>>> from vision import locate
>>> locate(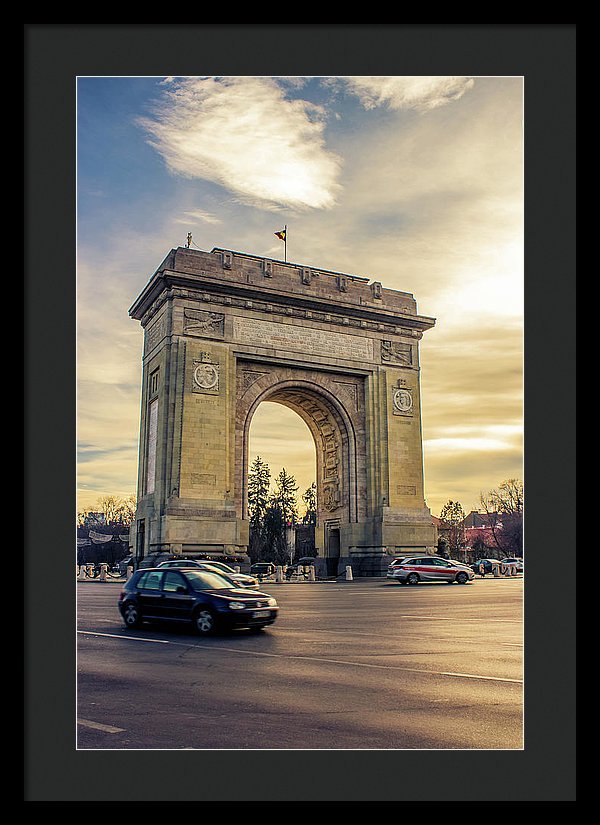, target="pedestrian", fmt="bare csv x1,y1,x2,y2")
478,560,486,578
